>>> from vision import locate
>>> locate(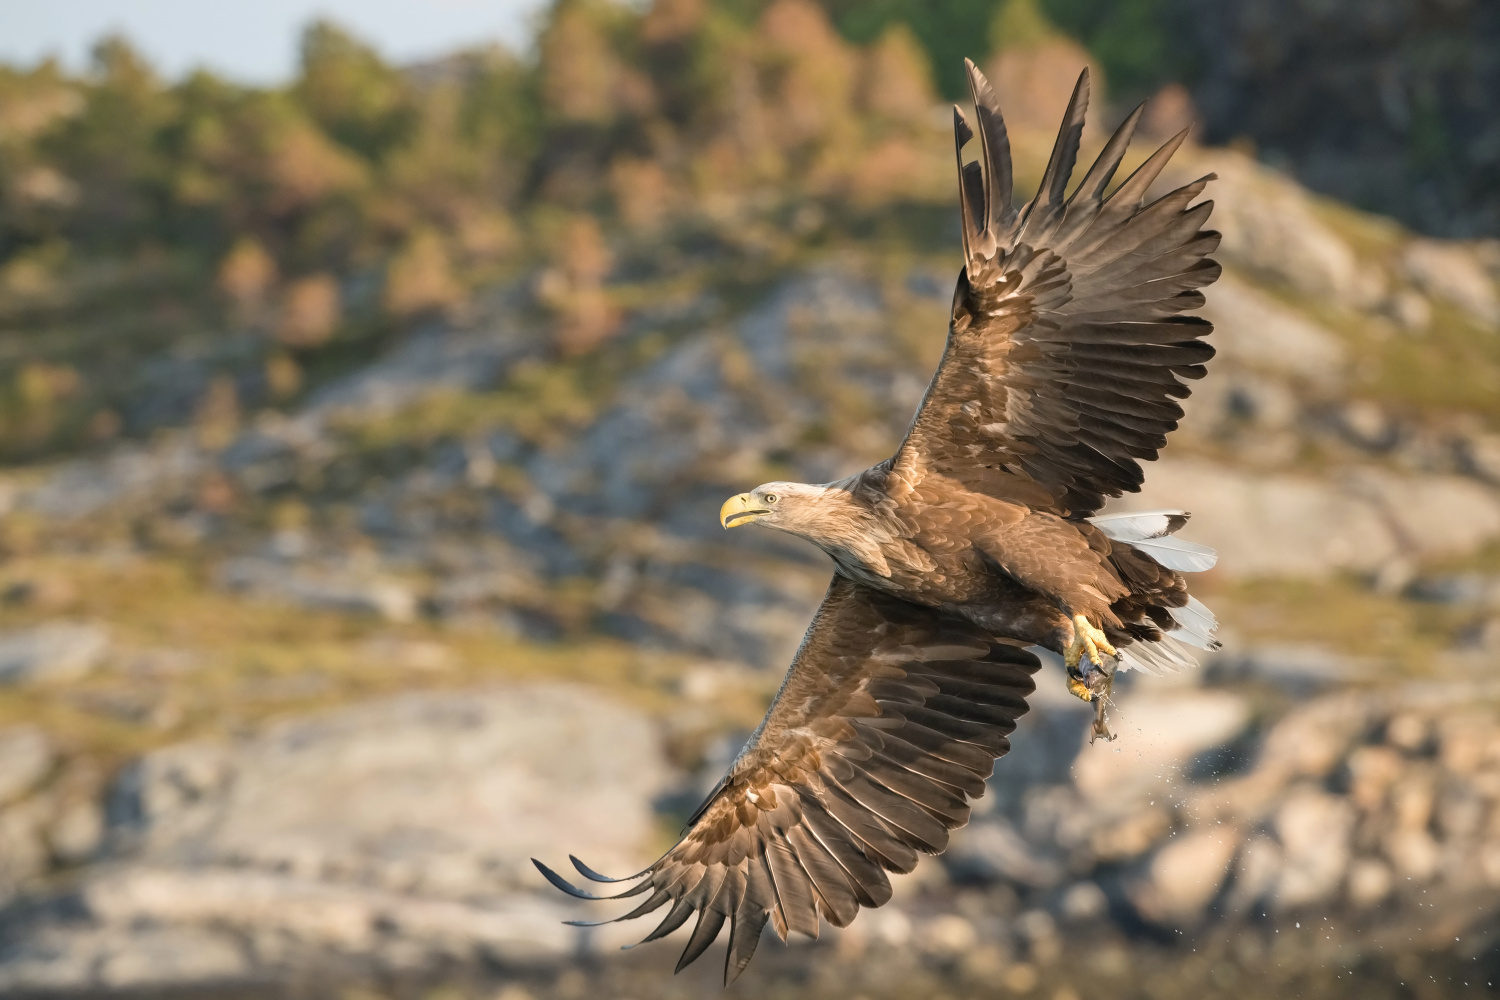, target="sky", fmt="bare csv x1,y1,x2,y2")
0,0,551,83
